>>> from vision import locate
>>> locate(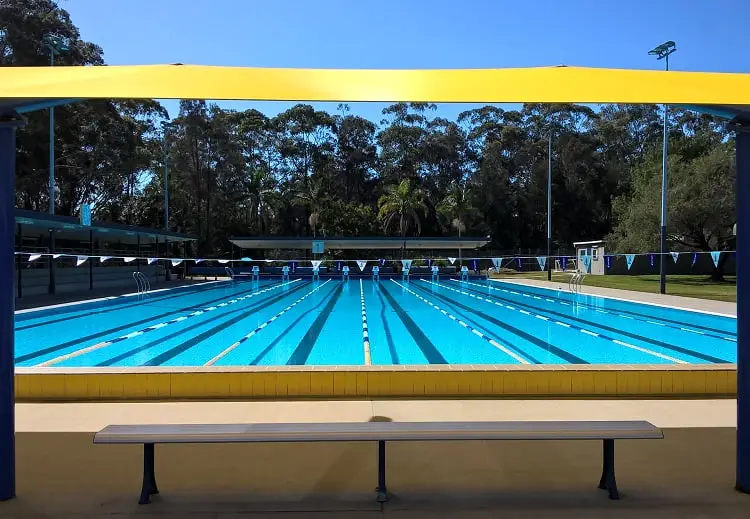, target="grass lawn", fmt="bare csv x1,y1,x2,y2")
490,271,737,303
